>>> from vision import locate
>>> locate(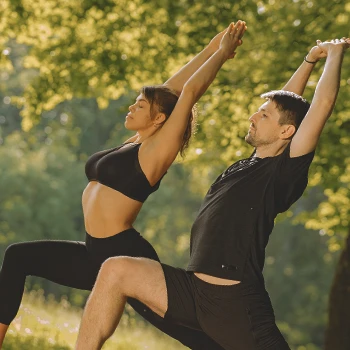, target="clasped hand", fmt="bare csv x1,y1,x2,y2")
219,21,247,60
309,37,350,61
317,37,350,54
